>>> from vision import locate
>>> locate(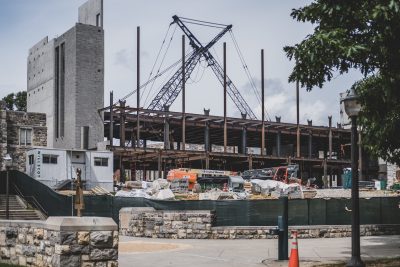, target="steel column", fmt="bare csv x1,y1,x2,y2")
296,80,300,158
136,26,140,148
182,35,186,151
119,100,126,147
261,49,265,156
109,91,113,149
223,42,227,153
328,116,332,159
